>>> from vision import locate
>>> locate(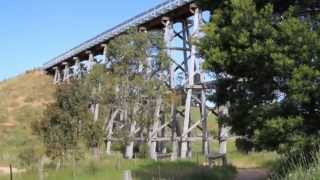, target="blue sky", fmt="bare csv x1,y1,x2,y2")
0,0,163,80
